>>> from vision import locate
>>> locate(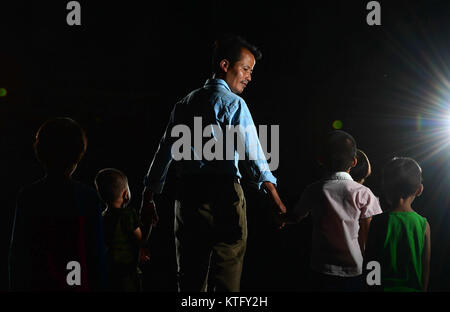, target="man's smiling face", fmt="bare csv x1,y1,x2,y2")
222,47,255,94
